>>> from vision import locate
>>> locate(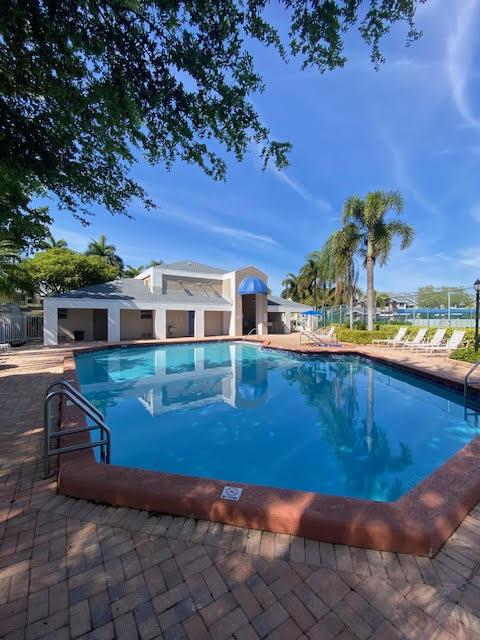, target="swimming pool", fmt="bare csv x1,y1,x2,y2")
74,341,480,502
